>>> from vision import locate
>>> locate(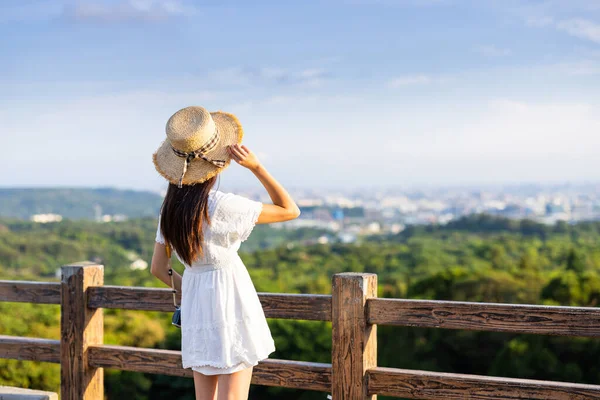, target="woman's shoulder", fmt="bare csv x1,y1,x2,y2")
209,190,235,207
211,190,262,216
210,190,263,241
208,190,235,216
